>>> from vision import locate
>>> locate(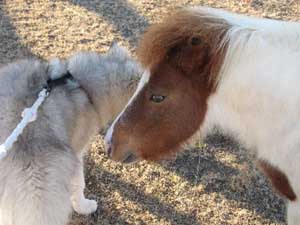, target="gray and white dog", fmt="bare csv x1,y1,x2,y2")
0,44,141,225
